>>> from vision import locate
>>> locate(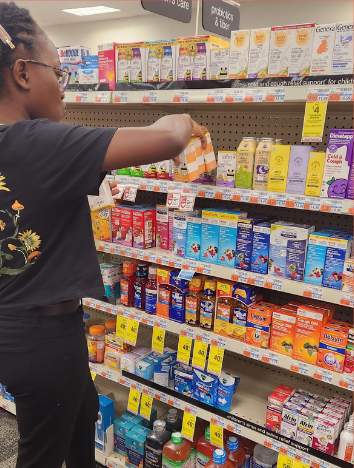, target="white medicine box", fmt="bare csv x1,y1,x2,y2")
310,24,336,75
